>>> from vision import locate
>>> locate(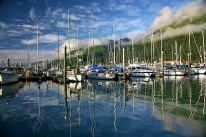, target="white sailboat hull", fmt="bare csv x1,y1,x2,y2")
163,70,186,76
66,74,85,82
192,68,205,74
129,69,156,77
87,72,116,80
